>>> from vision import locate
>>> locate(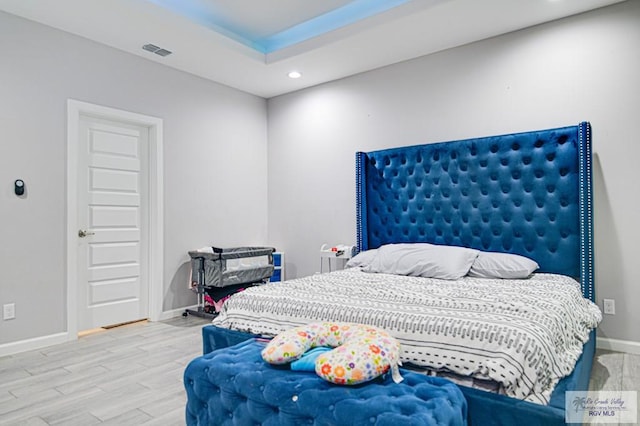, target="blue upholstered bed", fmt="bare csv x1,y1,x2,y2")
188,122,596,425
